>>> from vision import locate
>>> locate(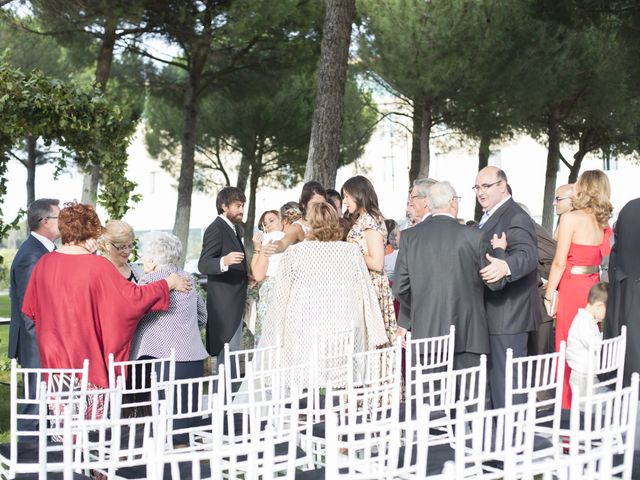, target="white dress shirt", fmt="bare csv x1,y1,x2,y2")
218,214,239,273
31,231,56,252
